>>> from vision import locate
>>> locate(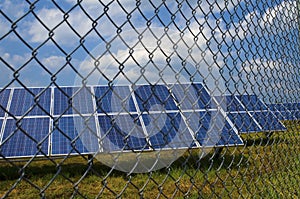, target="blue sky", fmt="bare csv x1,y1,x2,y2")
0,0,299,103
